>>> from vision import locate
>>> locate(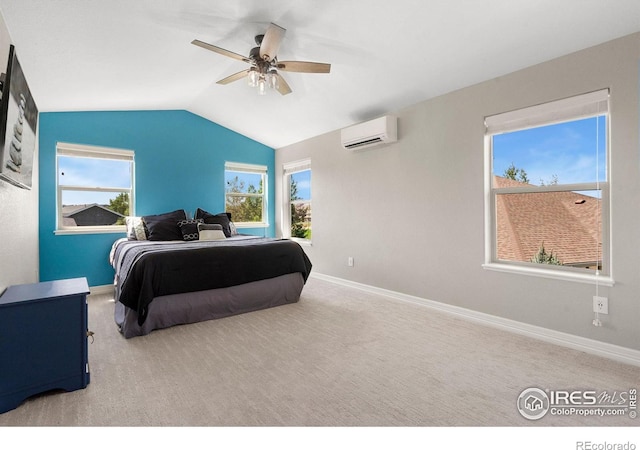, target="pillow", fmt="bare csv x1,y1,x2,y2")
142,209,187,241
198,223,226,241
178,219,203,241
125,216,147,240
194,208,232,237
228,220,238,236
